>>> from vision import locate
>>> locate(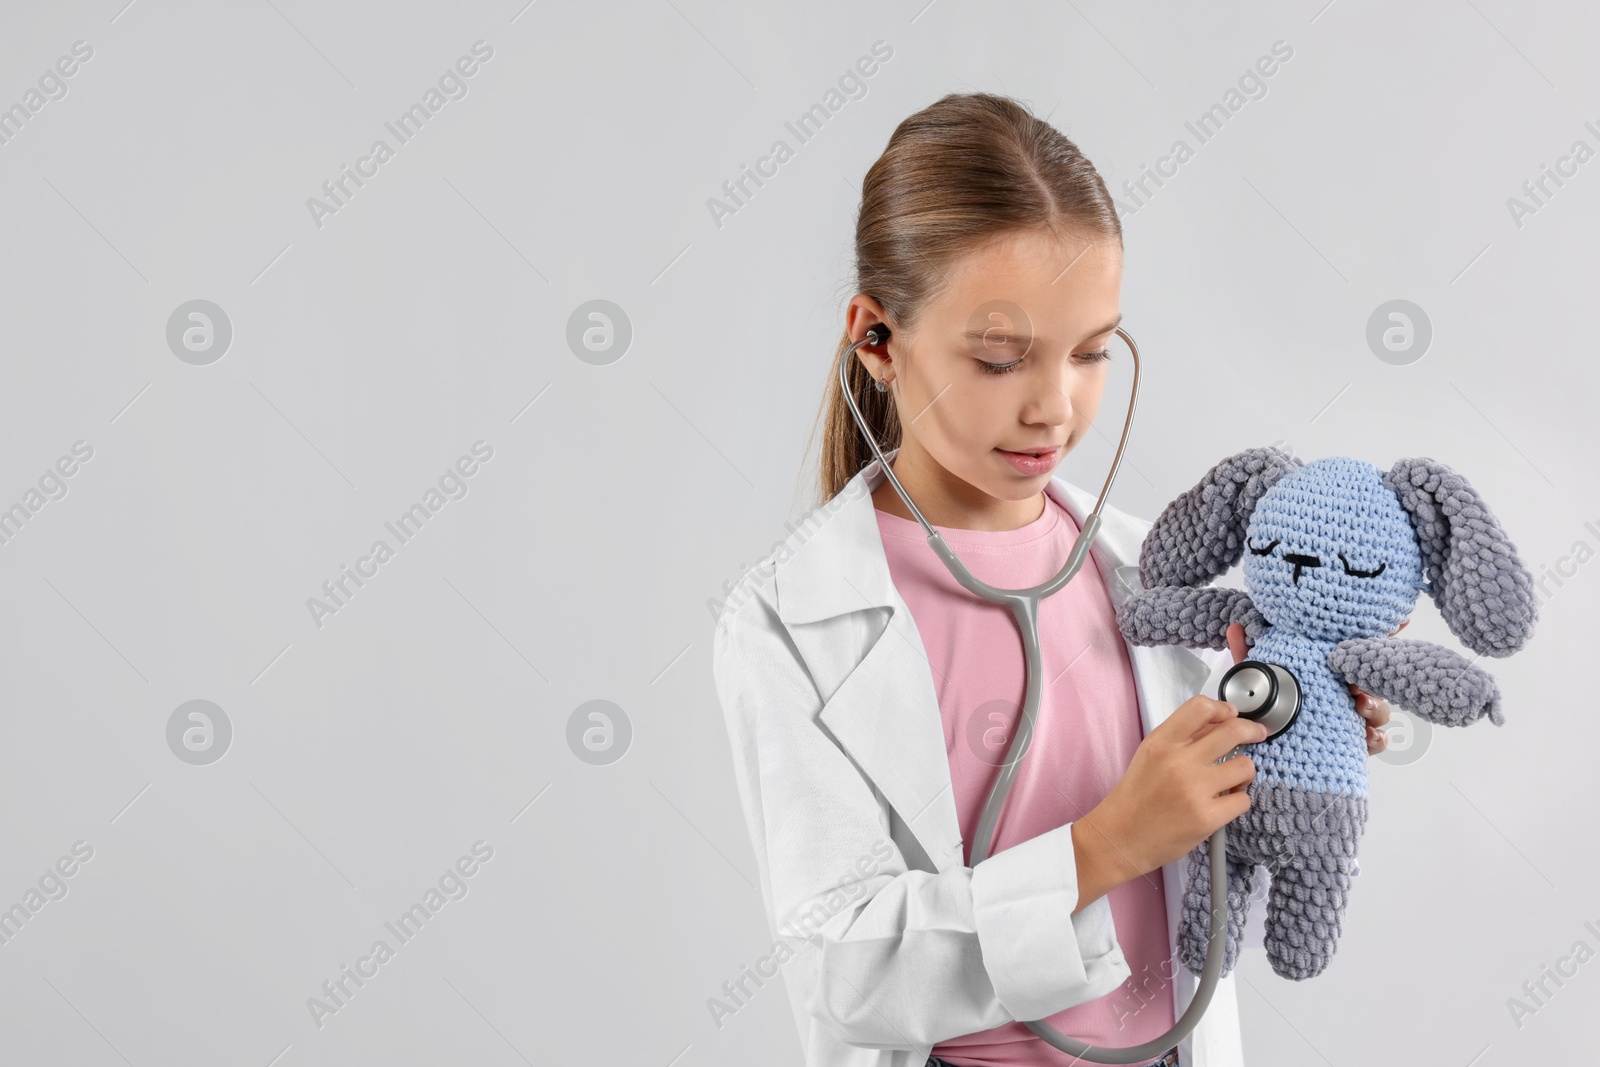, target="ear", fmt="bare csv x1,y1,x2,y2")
1383,457,1538,657
1139,445,1302,589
